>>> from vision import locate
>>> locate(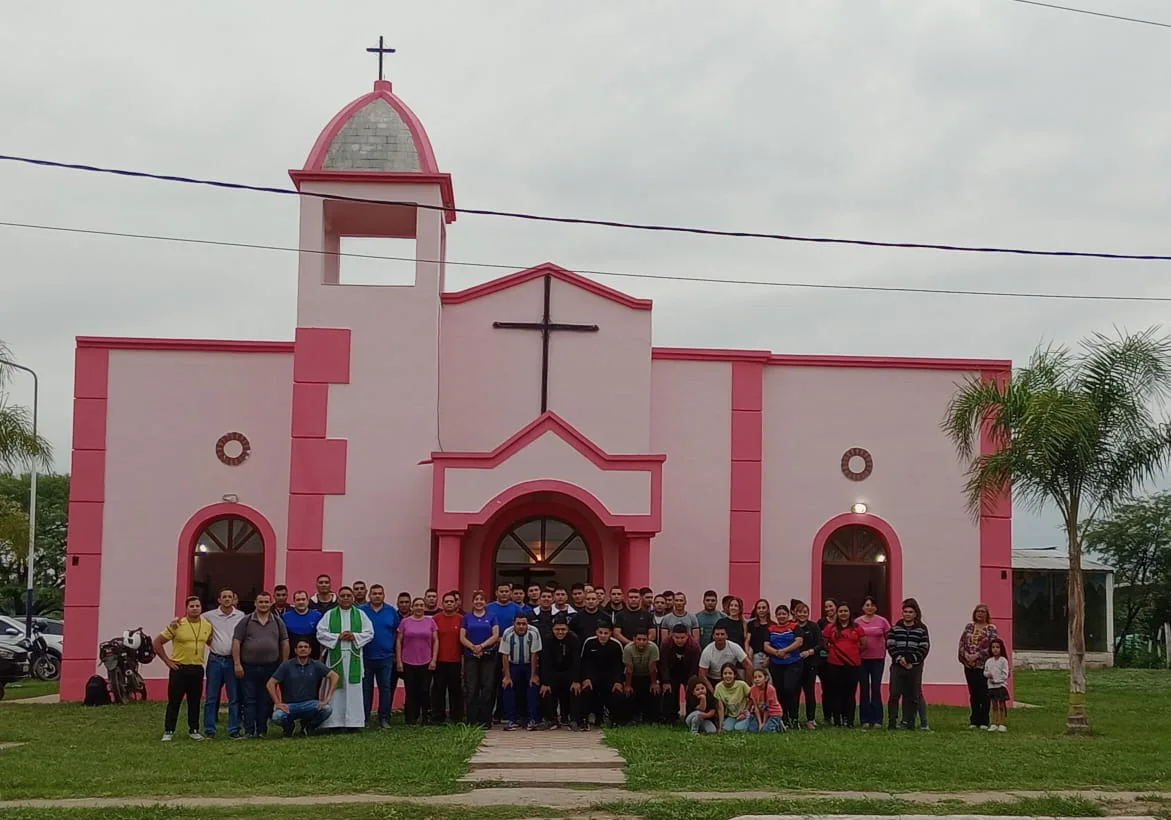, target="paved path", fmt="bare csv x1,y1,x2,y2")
0,694,59,704
460,725,626,787
0,788,1165,812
